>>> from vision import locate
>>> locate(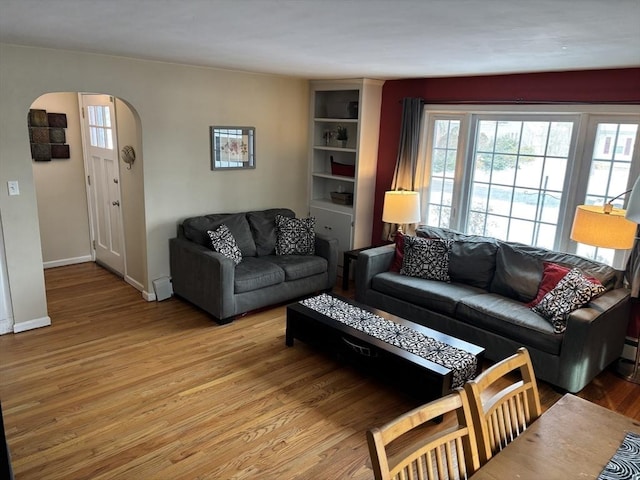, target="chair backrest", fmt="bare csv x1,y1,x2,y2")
463,347,542,464
367,388,480,480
